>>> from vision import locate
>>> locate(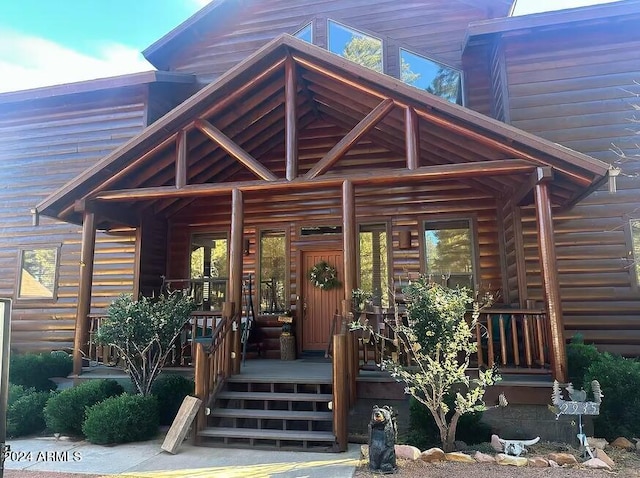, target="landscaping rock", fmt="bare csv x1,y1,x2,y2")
548,453,578,466
454,440,468,450
611,437,635,450
360,444,368,458
587,437,608,450
445,452,475,463
473,451,495,463
395,444,421,461
491,434,503,452
583,458,611,471
495,453,528,467
420,447,445,463
528,456,549,467
595,448,615,468
549,460,560,468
